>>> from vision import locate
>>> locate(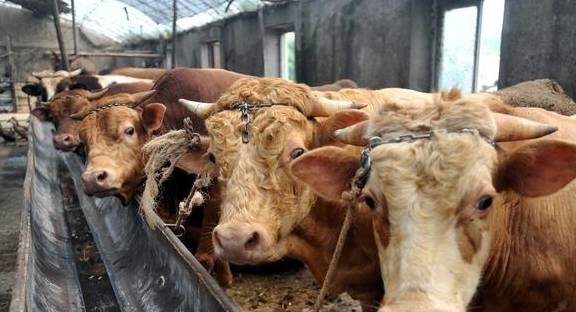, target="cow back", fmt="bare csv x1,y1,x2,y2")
143,68,251,134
